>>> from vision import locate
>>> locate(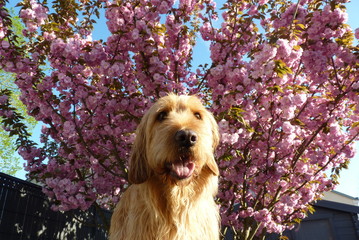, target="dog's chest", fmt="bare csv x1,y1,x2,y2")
148,189,219,240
